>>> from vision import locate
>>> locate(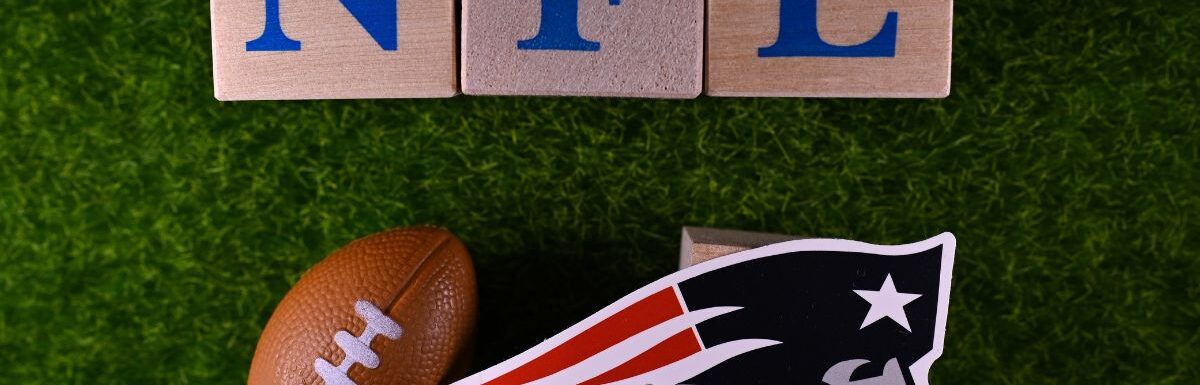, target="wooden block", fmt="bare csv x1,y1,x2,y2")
461,0,703,98
679,226,803,269
706,0,953,98
211,0,458,100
